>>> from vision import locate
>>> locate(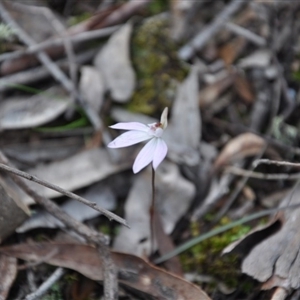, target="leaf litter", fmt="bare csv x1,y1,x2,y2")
1,1,300,299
